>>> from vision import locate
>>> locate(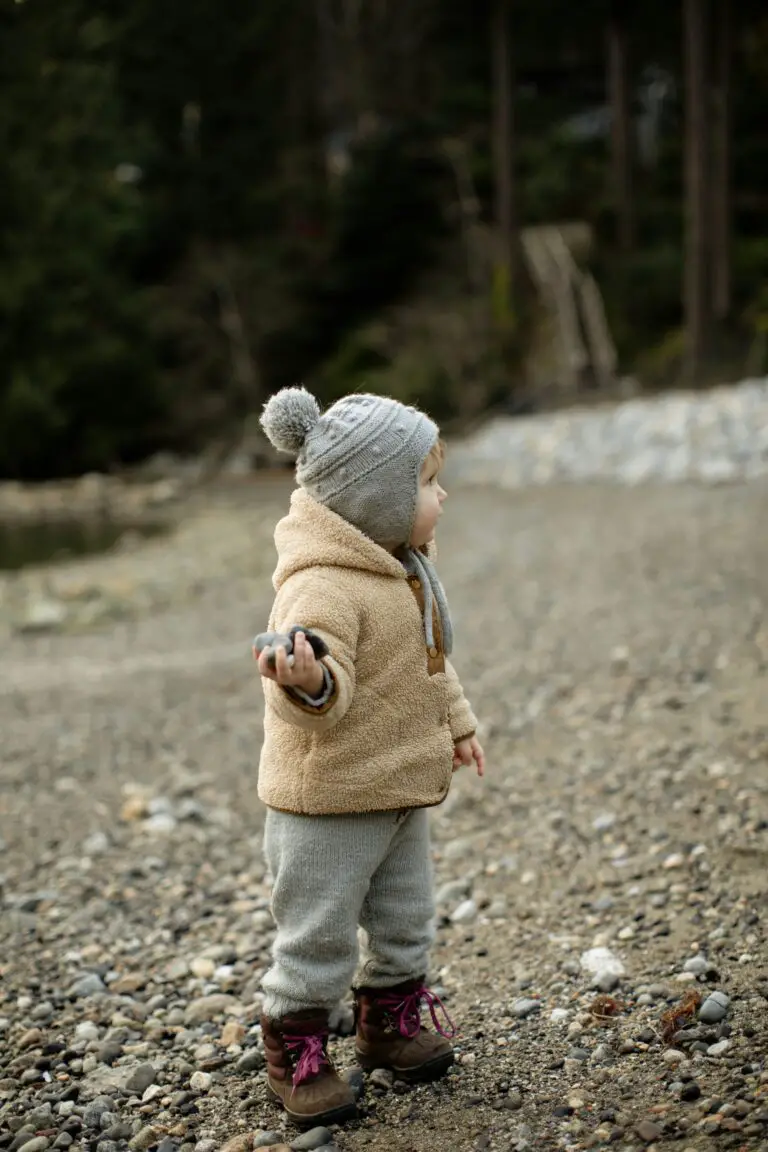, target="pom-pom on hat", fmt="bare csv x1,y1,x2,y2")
260,387,439,546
